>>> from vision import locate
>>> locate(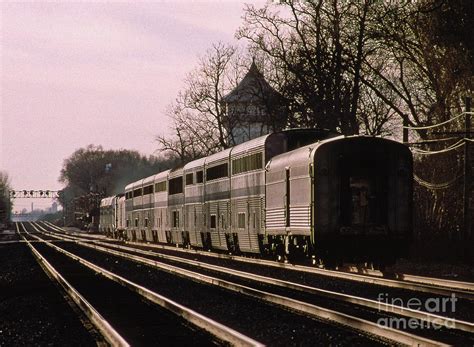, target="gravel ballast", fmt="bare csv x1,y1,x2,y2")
0,242,97,345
